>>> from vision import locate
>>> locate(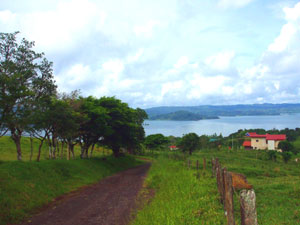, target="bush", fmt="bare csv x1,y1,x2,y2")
267,150,277,161
281,152,292,163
